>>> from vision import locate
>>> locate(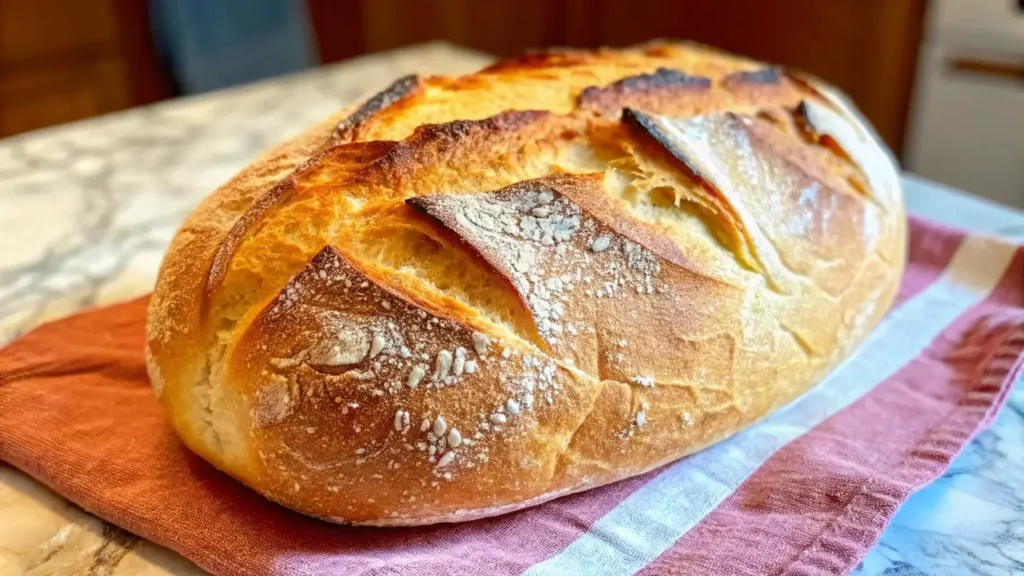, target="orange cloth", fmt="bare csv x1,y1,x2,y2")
0,298,305,576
